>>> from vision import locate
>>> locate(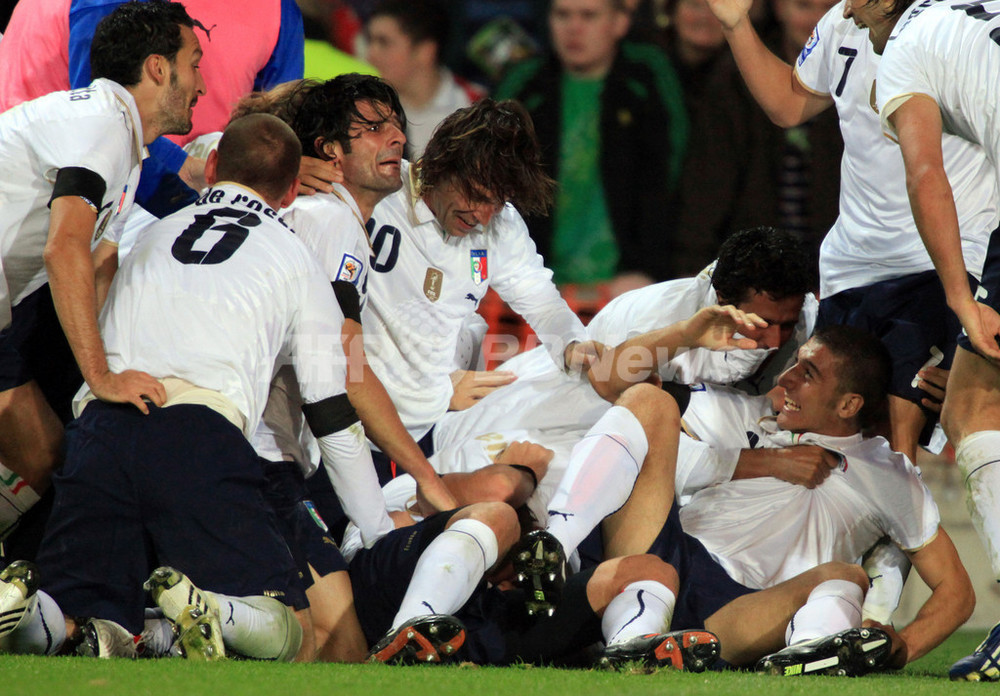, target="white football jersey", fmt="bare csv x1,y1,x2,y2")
430,264,817,460
284,184,372,308
252,185,371,465
879,0,1000,172
99,183,350,435
678,385,940,590
587,263,817,395
96,182,392,546
794,2,996,297
0,78,143,328
362,161,587,439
